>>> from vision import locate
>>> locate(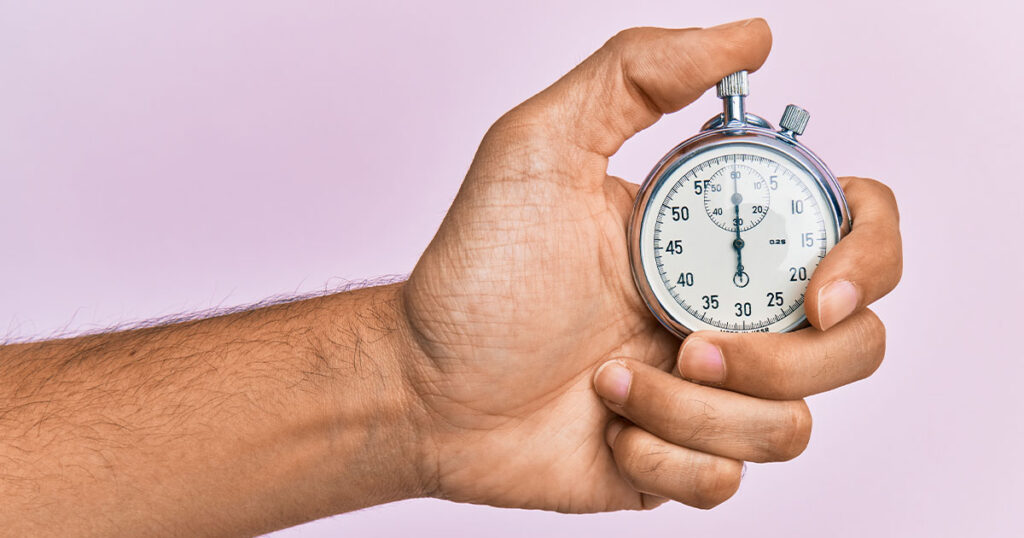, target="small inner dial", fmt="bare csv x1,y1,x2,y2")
639,144,838,333
703,163,770,232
